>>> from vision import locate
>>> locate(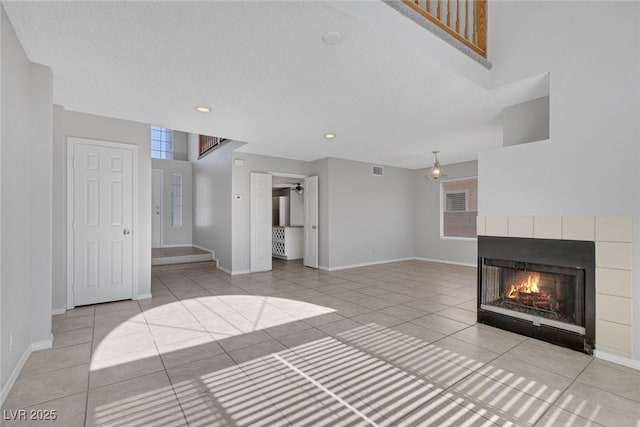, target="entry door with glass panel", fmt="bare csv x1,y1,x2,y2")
69,139,135,306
